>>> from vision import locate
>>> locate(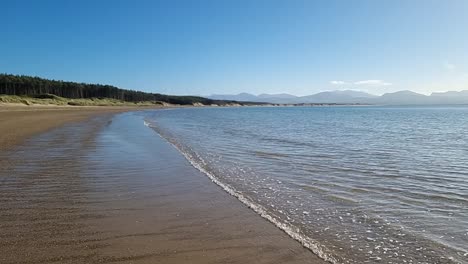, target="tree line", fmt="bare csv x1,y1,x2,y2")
0,73,243,105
